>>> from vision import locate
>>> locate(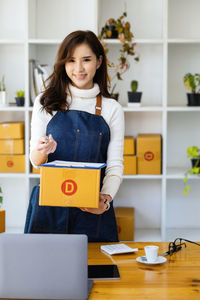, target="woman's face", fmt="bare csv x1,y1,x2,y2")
65,43,102,89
